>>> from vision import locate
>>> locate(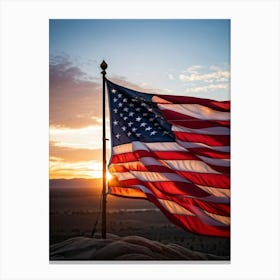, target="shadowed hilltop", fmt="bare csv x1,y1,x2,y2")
50,234,228,261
